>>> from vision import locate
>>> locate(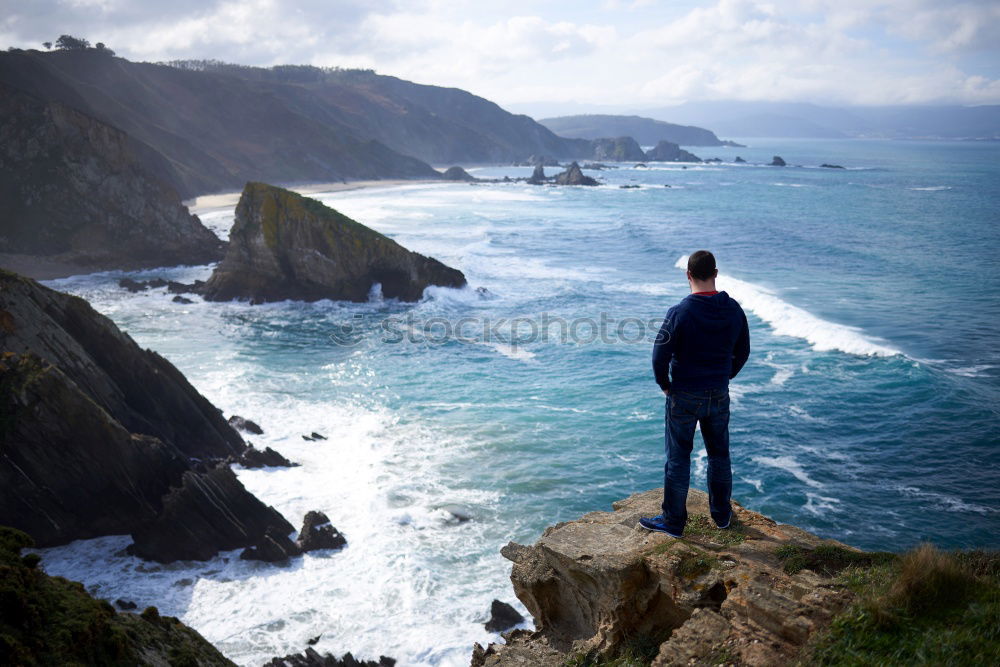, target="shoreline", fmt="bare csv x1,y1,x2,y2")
185,178,443,210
